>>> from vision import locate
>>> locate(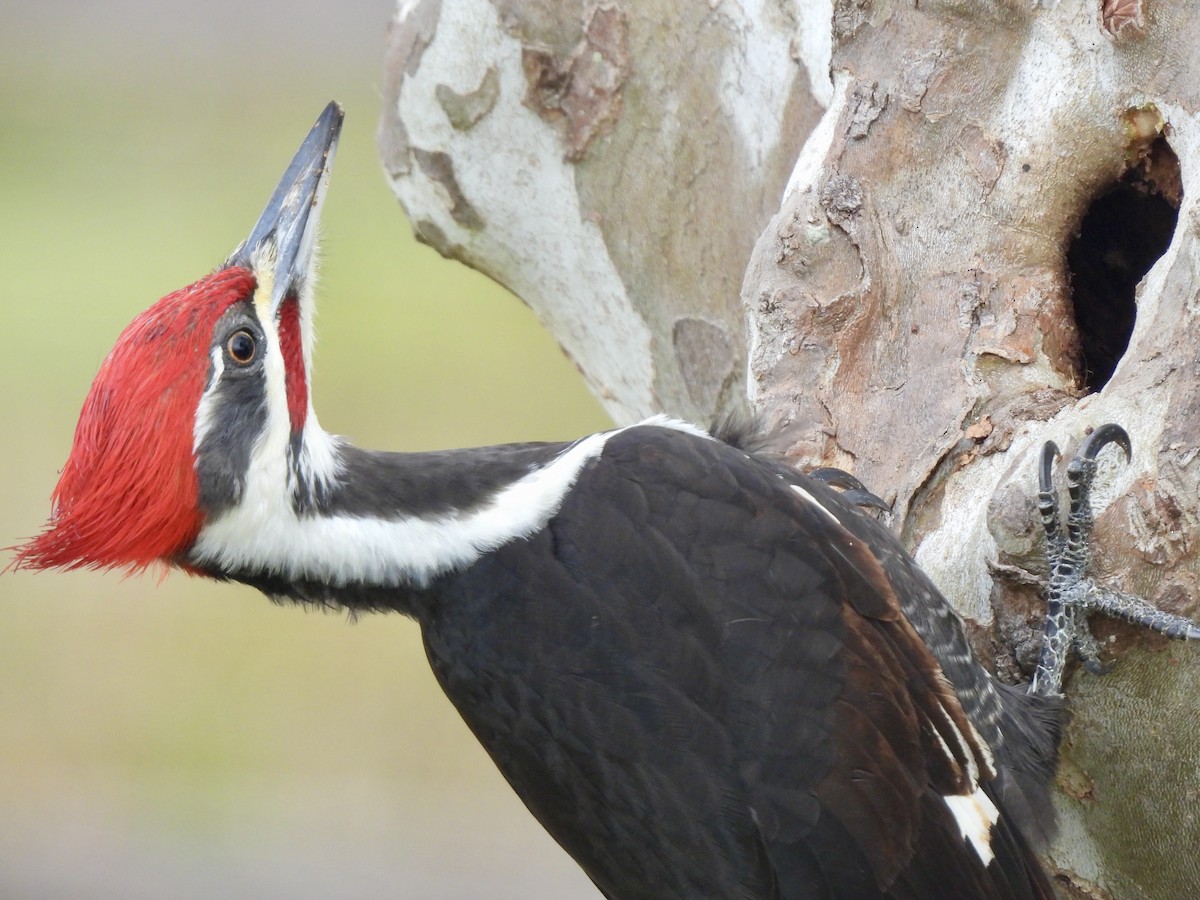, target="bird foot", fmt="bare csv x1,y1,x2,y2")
808,467,891,512
1029,424,1200,697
